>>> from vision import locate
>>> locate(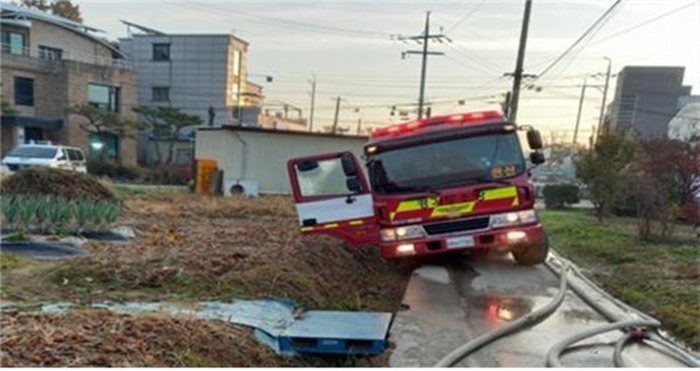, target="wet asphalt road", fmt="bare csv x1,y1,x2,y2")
389,252,690,368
